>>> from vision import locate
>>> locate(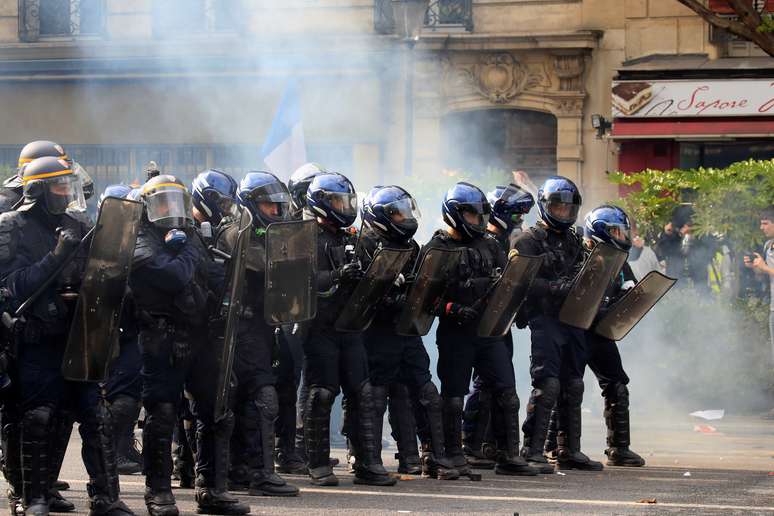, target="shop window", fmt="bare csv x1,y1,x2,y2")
152,0,242,38
19,0,104,42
